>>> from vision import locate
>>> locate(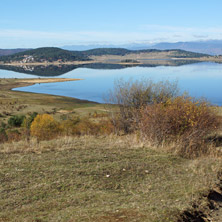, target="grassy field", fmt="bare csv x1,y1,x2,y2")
1,136,222,222
1,78,222,221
